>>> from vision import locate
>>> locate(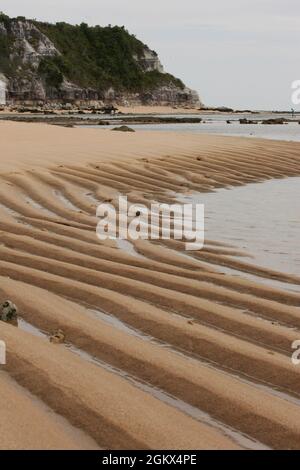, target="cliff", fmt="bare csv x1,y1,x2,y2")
0,13,201,107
